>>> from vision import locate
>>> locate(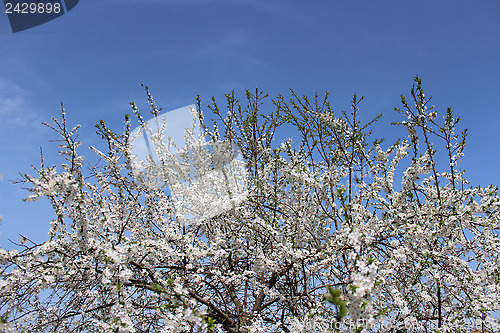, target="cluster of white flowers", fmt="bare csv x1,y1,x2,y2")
0,80,499,332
